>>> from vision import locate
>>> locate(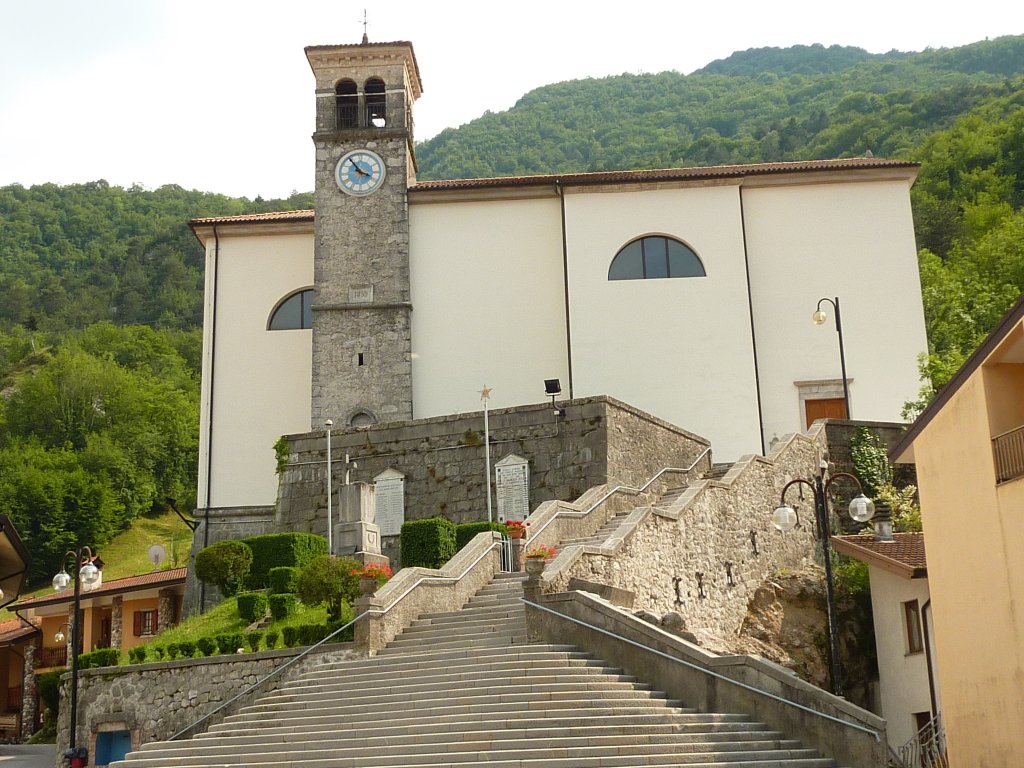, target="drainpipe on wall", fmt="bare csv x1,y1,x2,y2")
199,225,221,610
